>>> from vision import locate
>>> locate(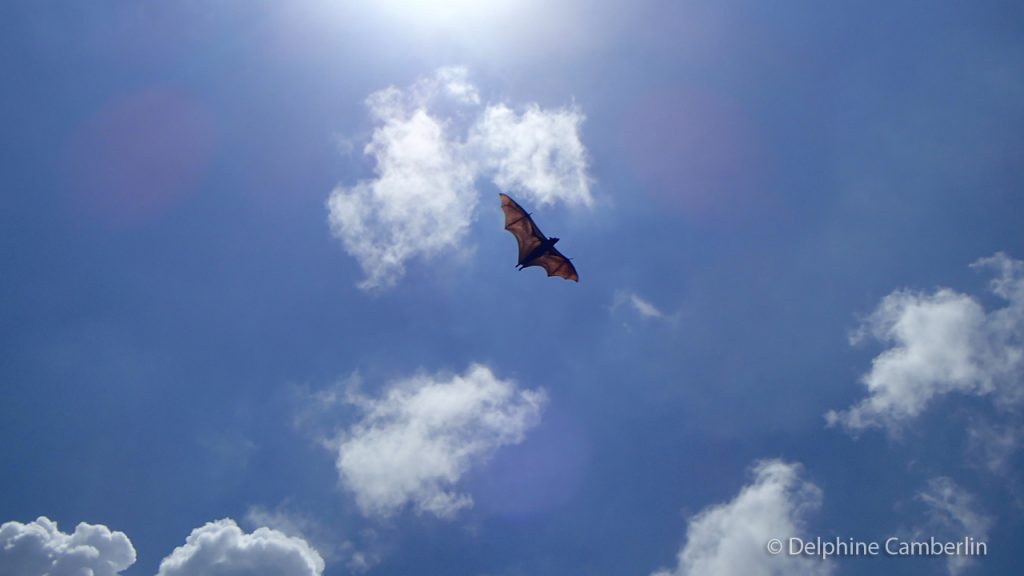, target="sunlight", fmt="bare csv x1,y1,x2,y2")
370,0,519,31
306,0,593,69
